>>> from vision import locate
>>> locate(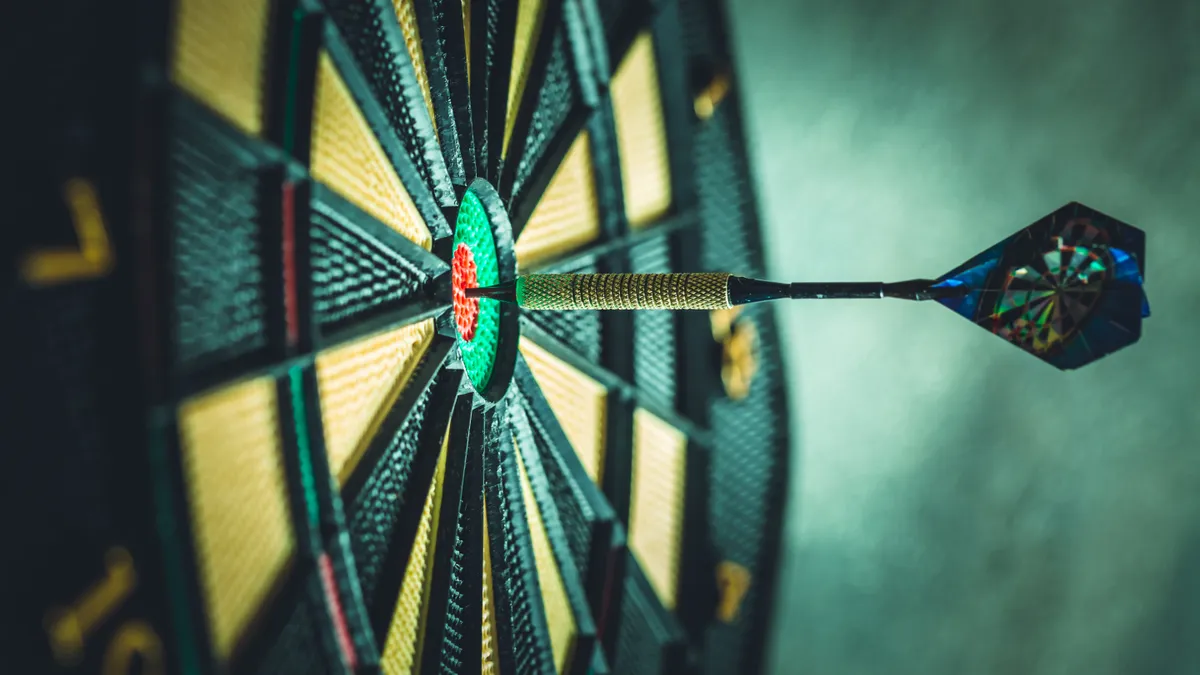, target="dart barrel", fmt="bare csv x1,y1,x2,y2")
517,272,734,310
